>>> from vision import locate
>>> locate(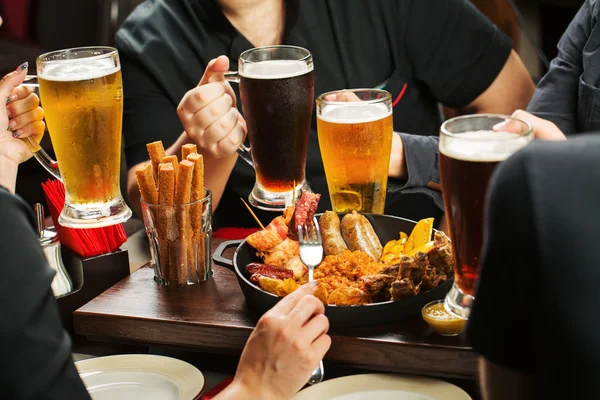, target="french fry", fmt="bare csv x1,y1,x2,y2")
158,163,176,284
176,160,195,283
161,155,180,187
182,143,197,160
187,153,205,278
187,153,205,202
147,141,166,182
135,163,159,205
